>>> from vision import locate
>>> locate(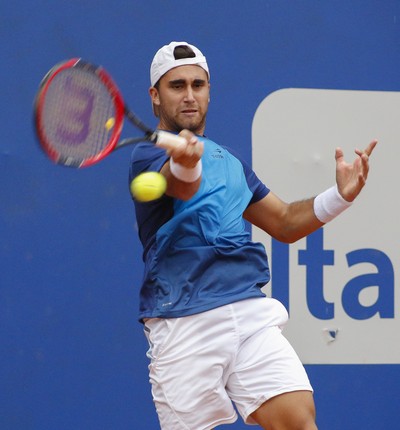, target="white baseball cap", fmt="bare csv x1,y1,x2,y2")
150,41,209,87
